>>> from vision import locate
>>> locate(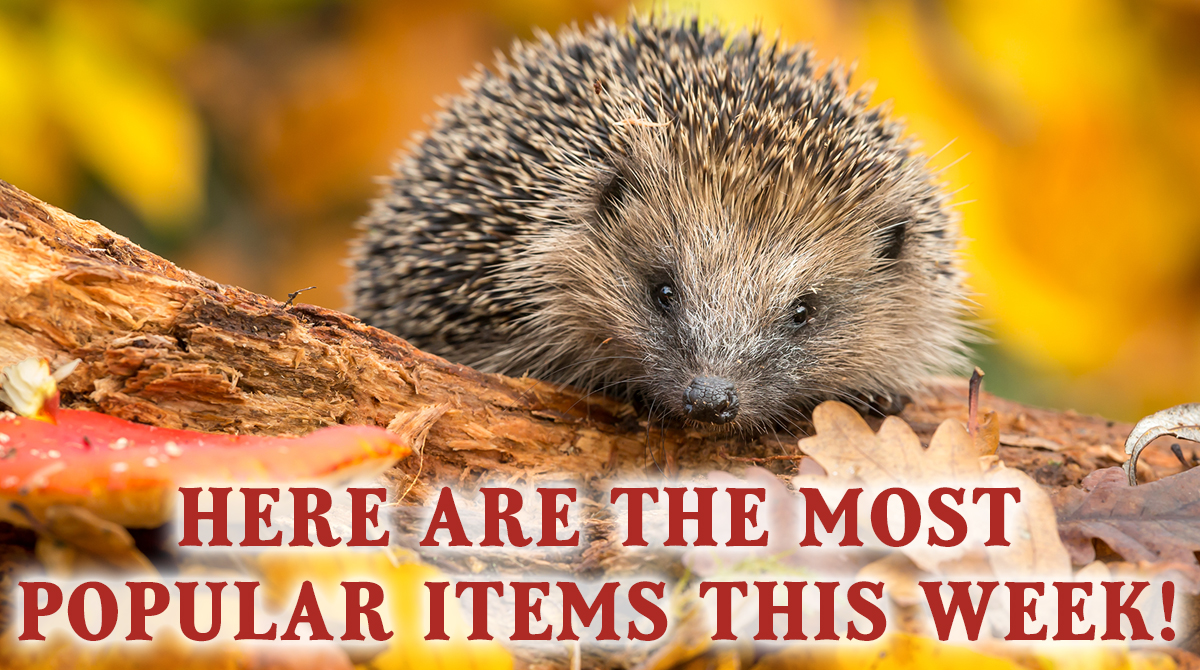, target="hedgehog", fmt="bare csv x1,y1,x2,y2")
348,13,972,432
